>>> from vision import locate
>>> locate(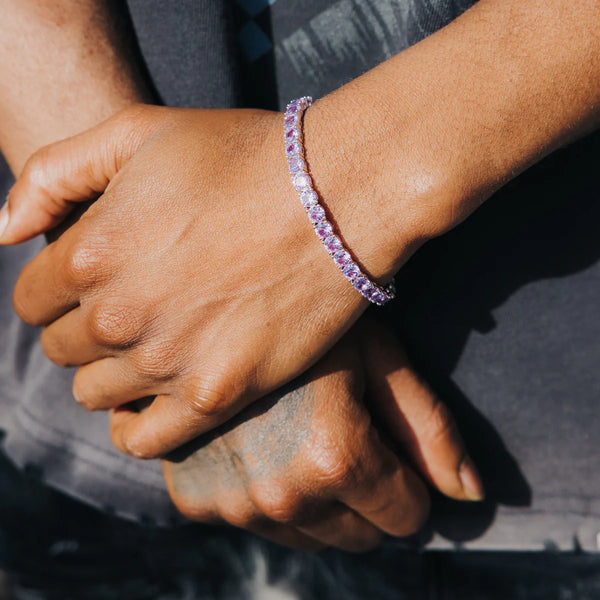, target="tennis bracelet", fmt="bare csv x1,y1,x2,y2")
284,96,396,306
